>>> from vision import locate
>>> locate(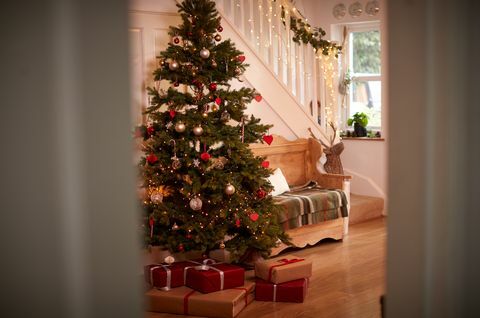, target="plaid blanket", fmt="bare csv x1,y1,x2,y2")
273,182,348,231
